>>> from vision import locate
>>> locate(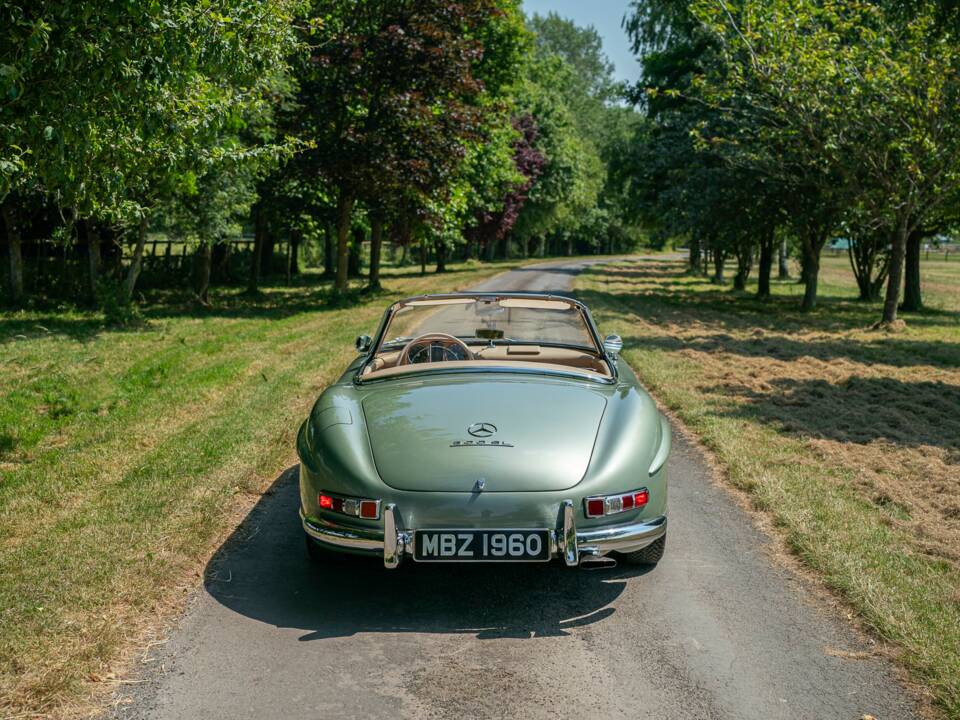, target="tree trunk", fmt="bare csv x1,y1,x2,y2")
882,219,908,325
537,236,546,258
323,223,335,278
757,231,774,299
123,215,149,302
248,203,265,293
193,241,212,304
285,237,293,285
712,248,725,284
778,238,790,279
212,241,231,282
484,237,496,261
566,236,574,256
420,237,427,275
435,241,447,273
689,234,702,274
734,243,753,291
800,230,825,311
82,221,102,300
348,227,363,277
334,190,355,293
262,235,275,277
289,230,301,277
1,201,23,303
368,216,383,290
901,228,923,312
